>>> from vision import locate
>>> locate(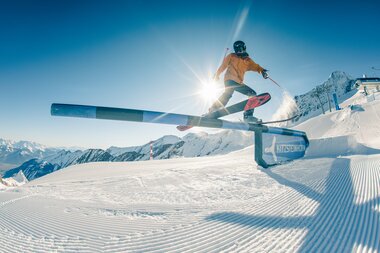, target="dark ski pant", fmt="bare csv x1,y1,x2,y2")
210,80,257,116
